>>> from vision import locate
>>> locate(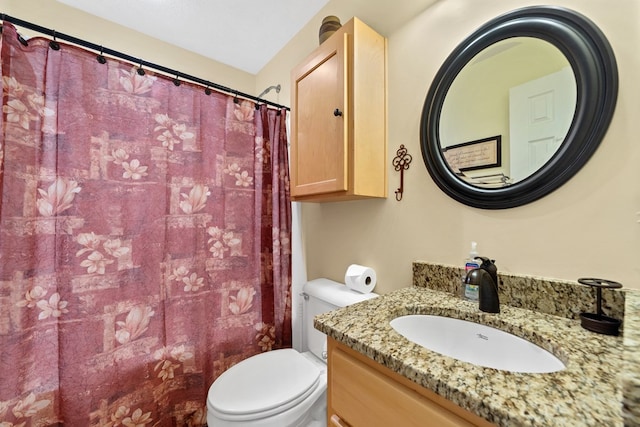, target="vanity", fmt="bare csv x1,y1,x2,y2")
314,262,629,427
327,336,495,427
